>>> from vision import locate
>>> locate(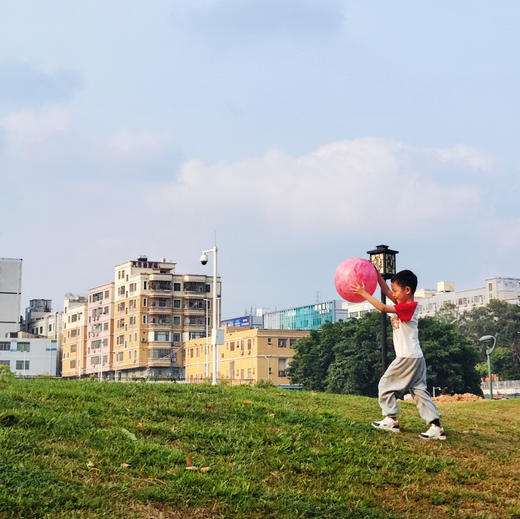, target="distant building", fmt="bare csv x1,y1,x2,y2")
61,296,88,377
0,337,59,377
184,327,309,386
221,314,263,329
111,255,221,381
0,258,22,338
86,283,114,380
344,277,520,318
262,300,348,330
